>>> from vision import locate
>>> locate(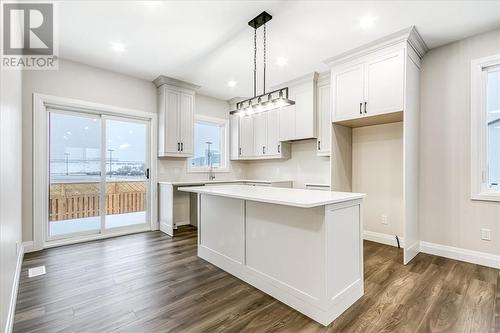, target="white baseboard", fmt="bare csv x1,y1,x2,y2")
420,241,500,269
5,243,24,333
363,231,500,269
175,220,191,227
21,241,34,253
363,230,405,248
